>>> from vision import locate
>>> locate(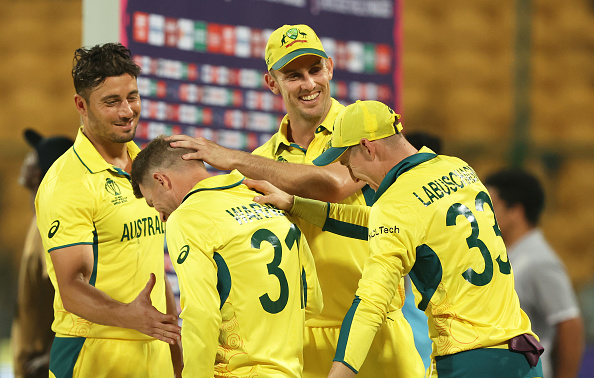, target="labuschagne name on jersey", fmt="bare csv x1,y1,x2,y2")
226,203,284,225
412,165,480,207
368,225,400,239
